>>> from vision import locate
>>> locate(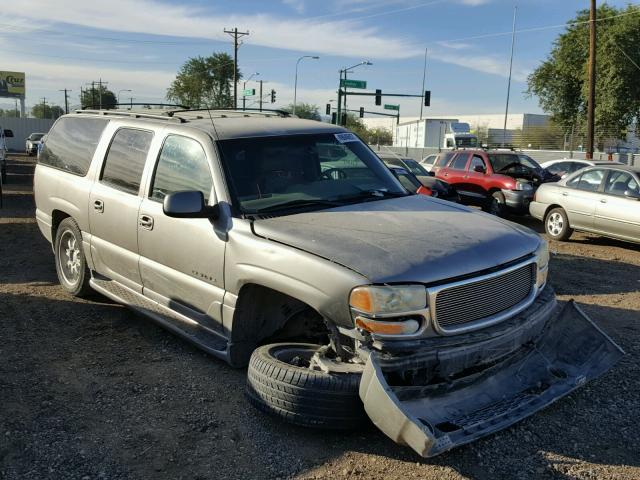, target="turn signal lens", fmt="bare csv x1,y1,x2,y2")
355,317,420,335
